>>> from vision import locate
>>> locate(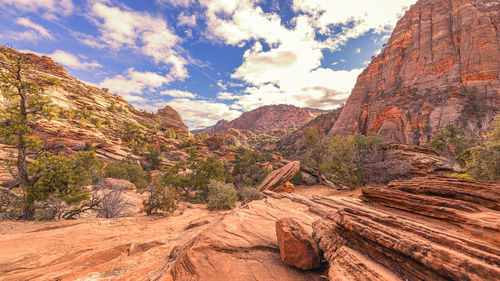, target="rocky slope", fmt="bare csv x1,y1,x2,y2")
329,0,499,144
196,104,325,135
276,107,343,155
1,176,497,280
0,47,189,163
